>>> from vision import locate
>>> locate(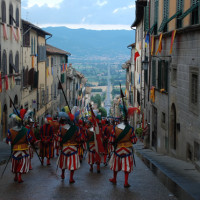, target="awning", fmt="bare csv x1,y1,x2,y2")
149,22,157,34
158,10,182,32
178,2,200,20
